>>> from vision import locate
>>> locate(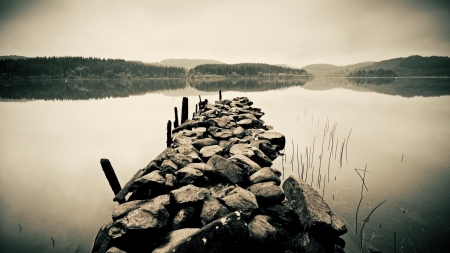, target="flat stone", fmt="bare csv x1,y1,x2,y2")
199,145,223,160
200,197,230,226
175,167,204,186
164,211,249,253
237,119,253,128
282,176,347,236
209,116,236,129
237,113,258,121
130,170,165,190
258,131,286,150
249,167,281,186
170,184,210,205
208,127,234,139
229,143,255,157
172,119,208,133
228,154,261,174
106,246,127,253
192,138,219,151
173,130,199,146
248,181,285,206
112,200,146,221
167,153,193,168
205,155,247,185
221,187,258,217
151,228,200,253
